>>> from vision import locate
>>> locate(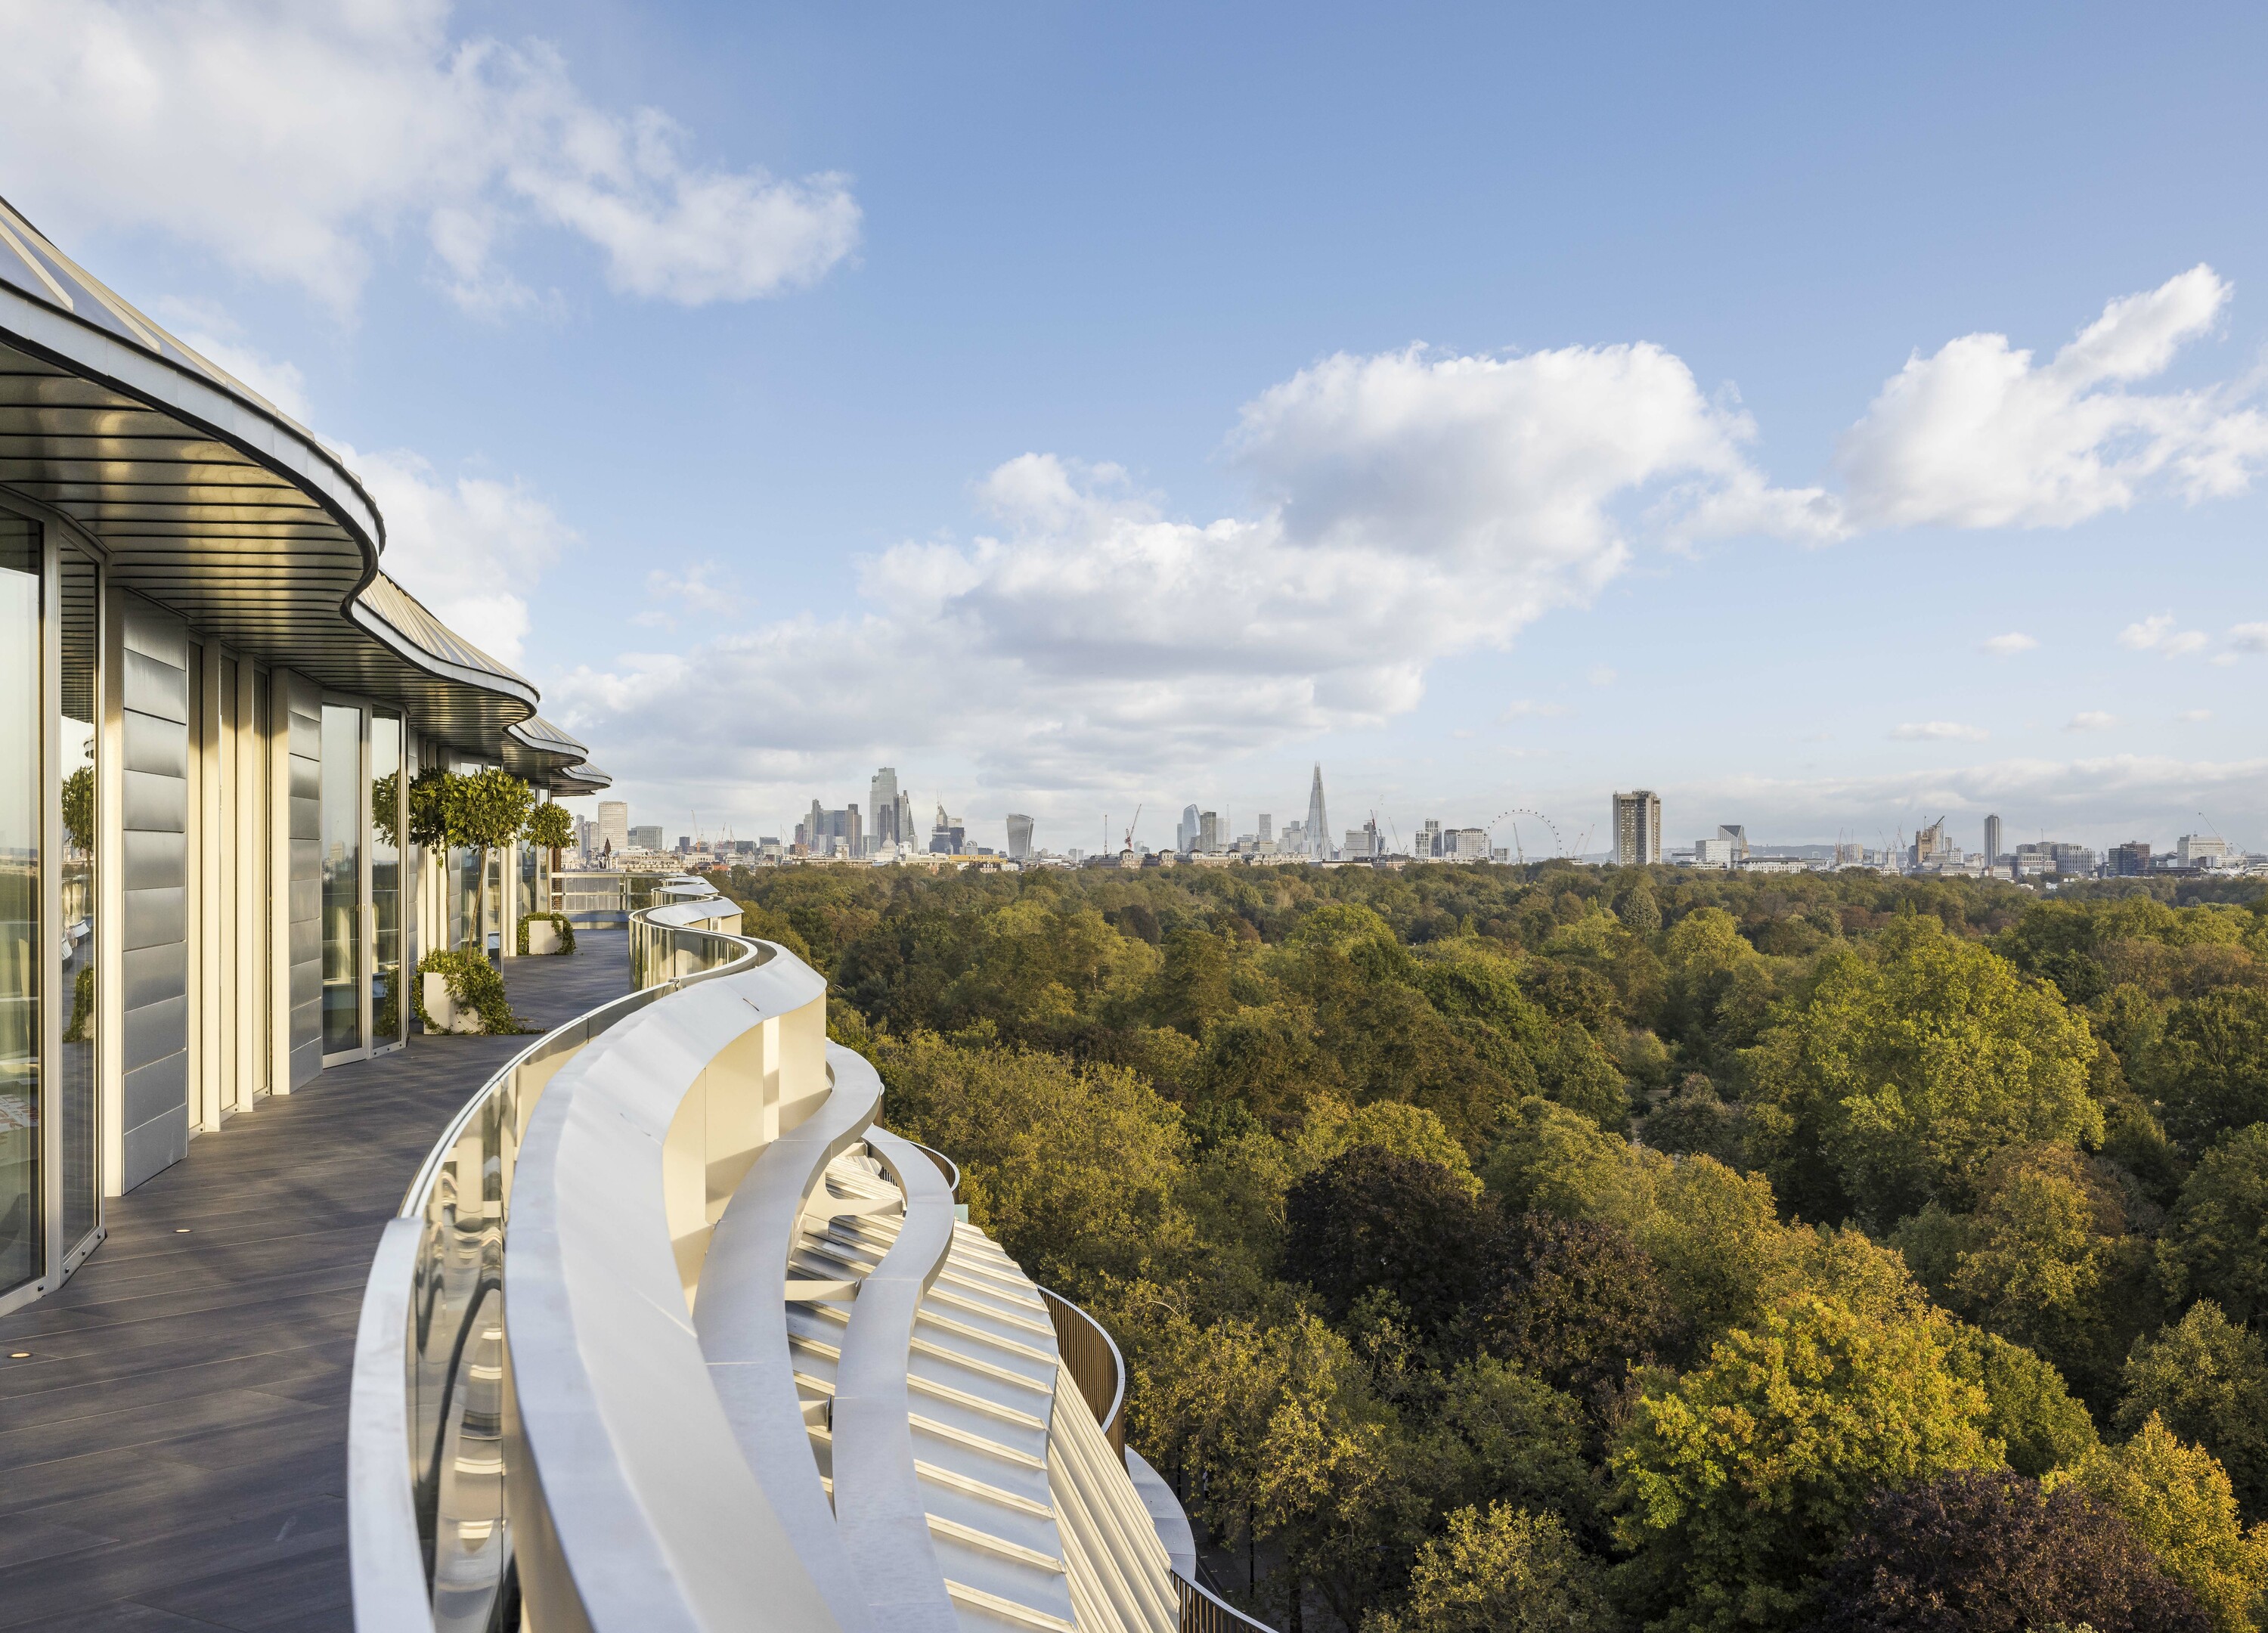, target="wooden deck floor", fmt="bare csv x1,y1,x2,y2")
0,933,632,1631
